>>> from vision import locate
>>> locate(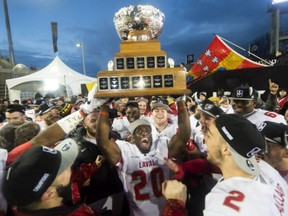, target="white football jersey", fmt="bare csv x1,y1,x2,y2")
189,116,207,154
193,128,207,154
257,160,288,216
244,108,287,127
204,160,288,216
111,116,131,140
220,104,234,114
115,138,171,216
0,149,7,212
143,116,178,141
204,177,277,215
